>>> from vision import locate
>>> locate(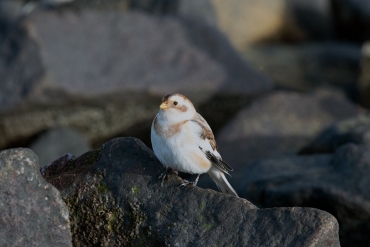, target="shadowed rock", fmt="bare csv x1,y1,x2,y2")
217,89,360,162
42,137,340,246
0,148,72,247
27,9,271,98
29,127,91,167
301,114,370,154
242,43,361,98
0,9,272,150
239,143,370,247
